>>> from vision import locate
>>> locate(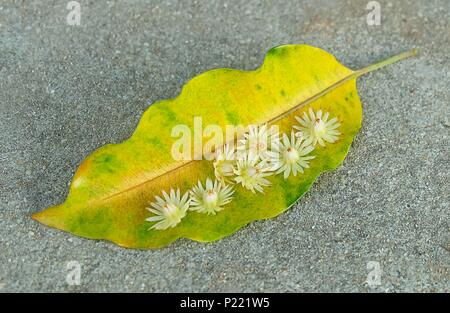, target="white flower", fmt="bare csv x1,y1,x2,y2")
294,108,340,147
269,131,315,179
146,188,190,230
234,153,273,193
237,124,279,160
213,144,236,183
190,178,234,215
